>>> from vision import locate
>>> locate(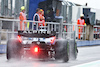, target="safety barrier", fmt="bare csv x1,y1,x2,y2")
0,45,6,53
77,40,100,47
